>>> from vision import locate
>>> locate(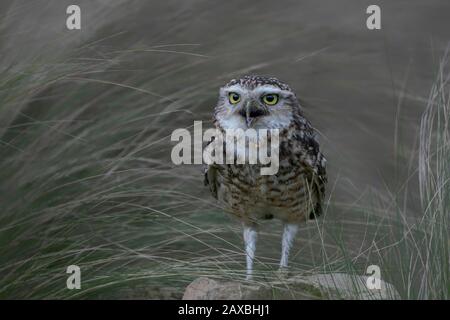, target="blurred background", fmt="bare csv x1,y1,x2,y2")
0,0,448,299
